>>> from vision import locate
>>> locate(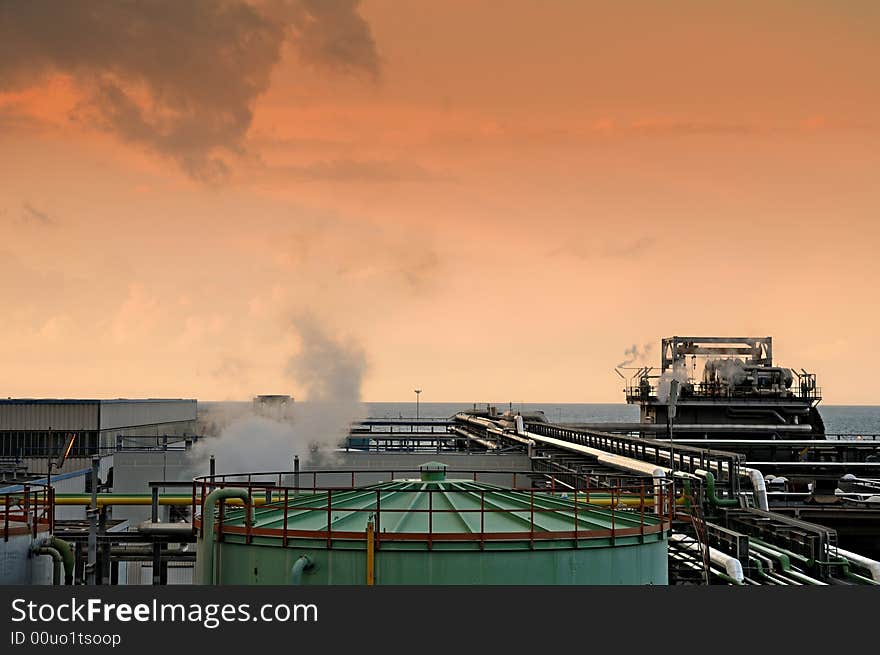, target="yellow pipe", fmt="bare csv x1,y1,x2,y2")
3,495,277,507
574,495,687,507
366,518,375,586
